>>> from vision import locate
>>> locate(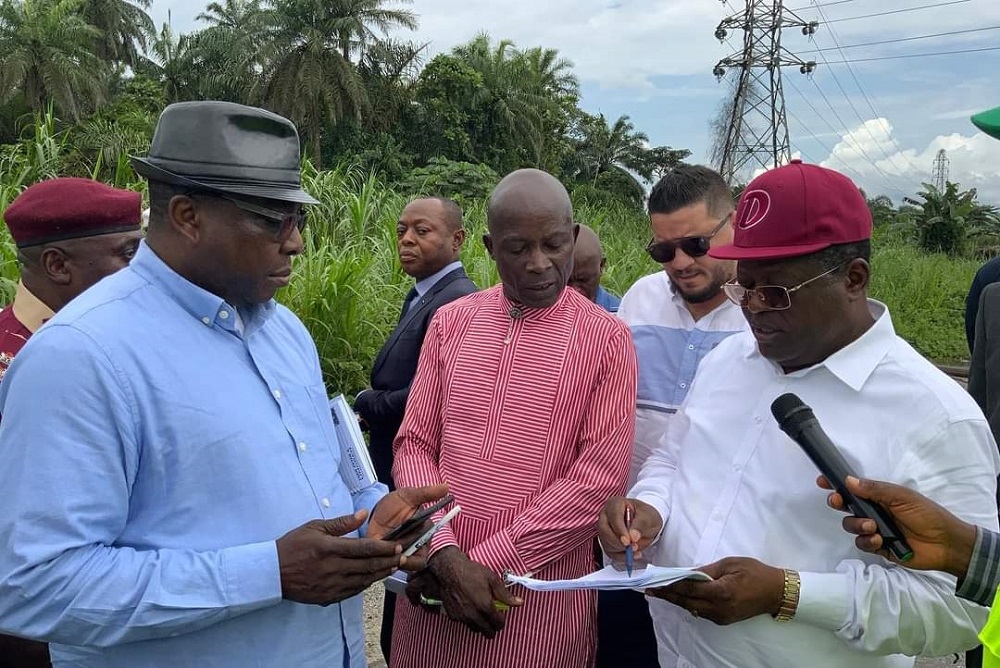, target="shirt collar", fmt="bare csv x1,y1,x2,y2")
12,281,55,334
496,282,576,321
752,299,894,391
414,261,463,297
129,241,275,334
